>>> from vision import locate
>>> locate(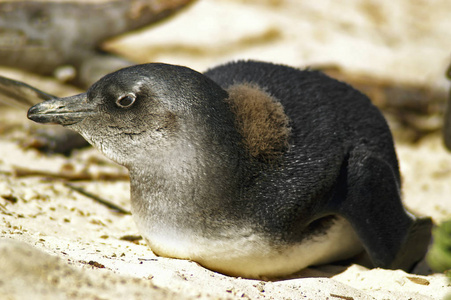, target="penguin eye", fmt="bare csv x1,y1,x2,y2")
116,93,136,108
